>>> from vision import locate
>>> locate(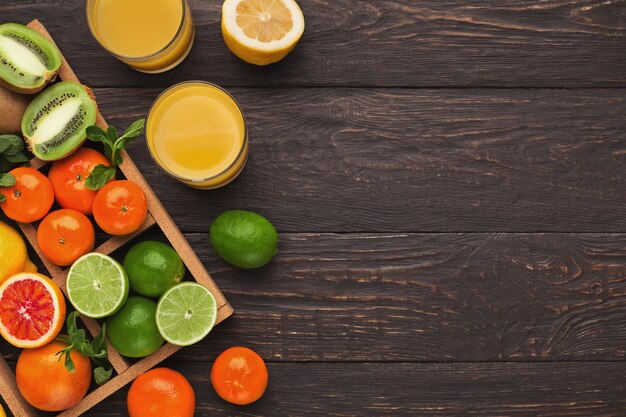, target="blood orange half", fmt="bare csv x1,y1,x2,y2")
0,273,66,348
